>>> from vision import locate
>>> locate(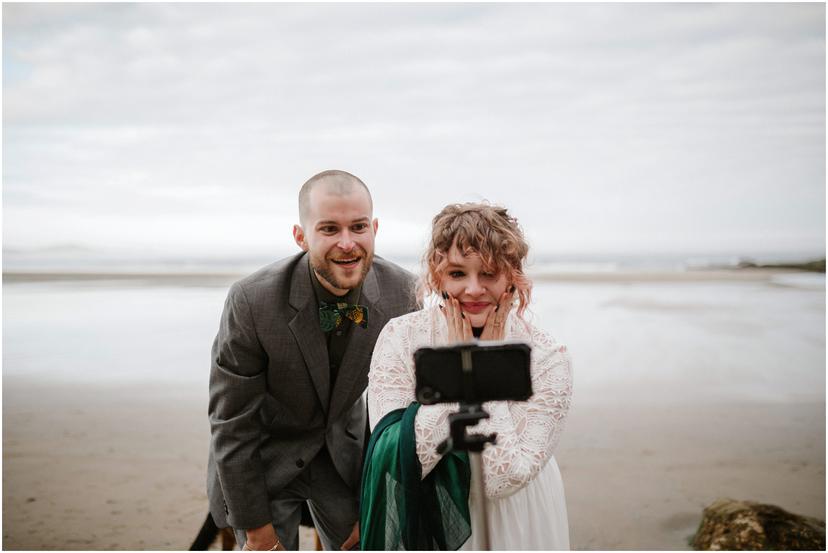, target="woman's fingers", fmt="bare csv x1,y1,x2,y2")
442,291,465,343
453,297,464,339
441,291,454,341
439,293,450,323
481,288,513,341
440,291,457,341
494,291,507,340
462,308,472,341
498,286,516,339
495,291,510,339
479,299,498,341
